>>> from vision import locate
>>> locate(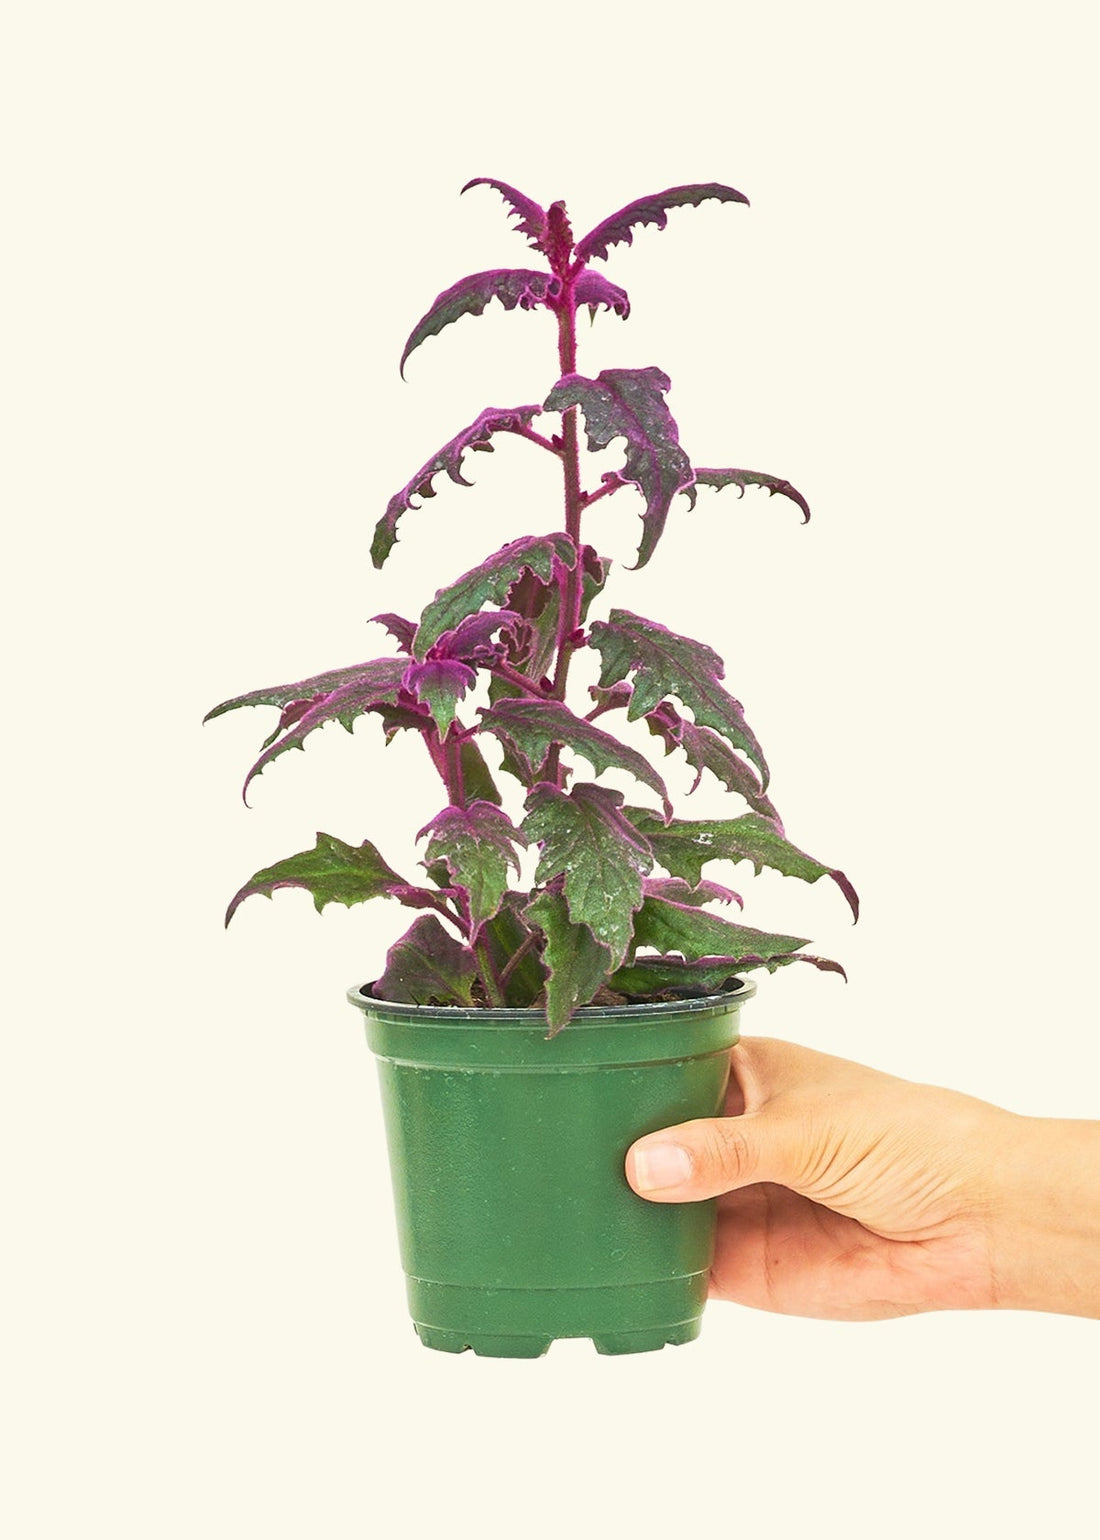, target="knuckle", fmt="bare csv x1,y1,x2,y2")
695,1119,756,1188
